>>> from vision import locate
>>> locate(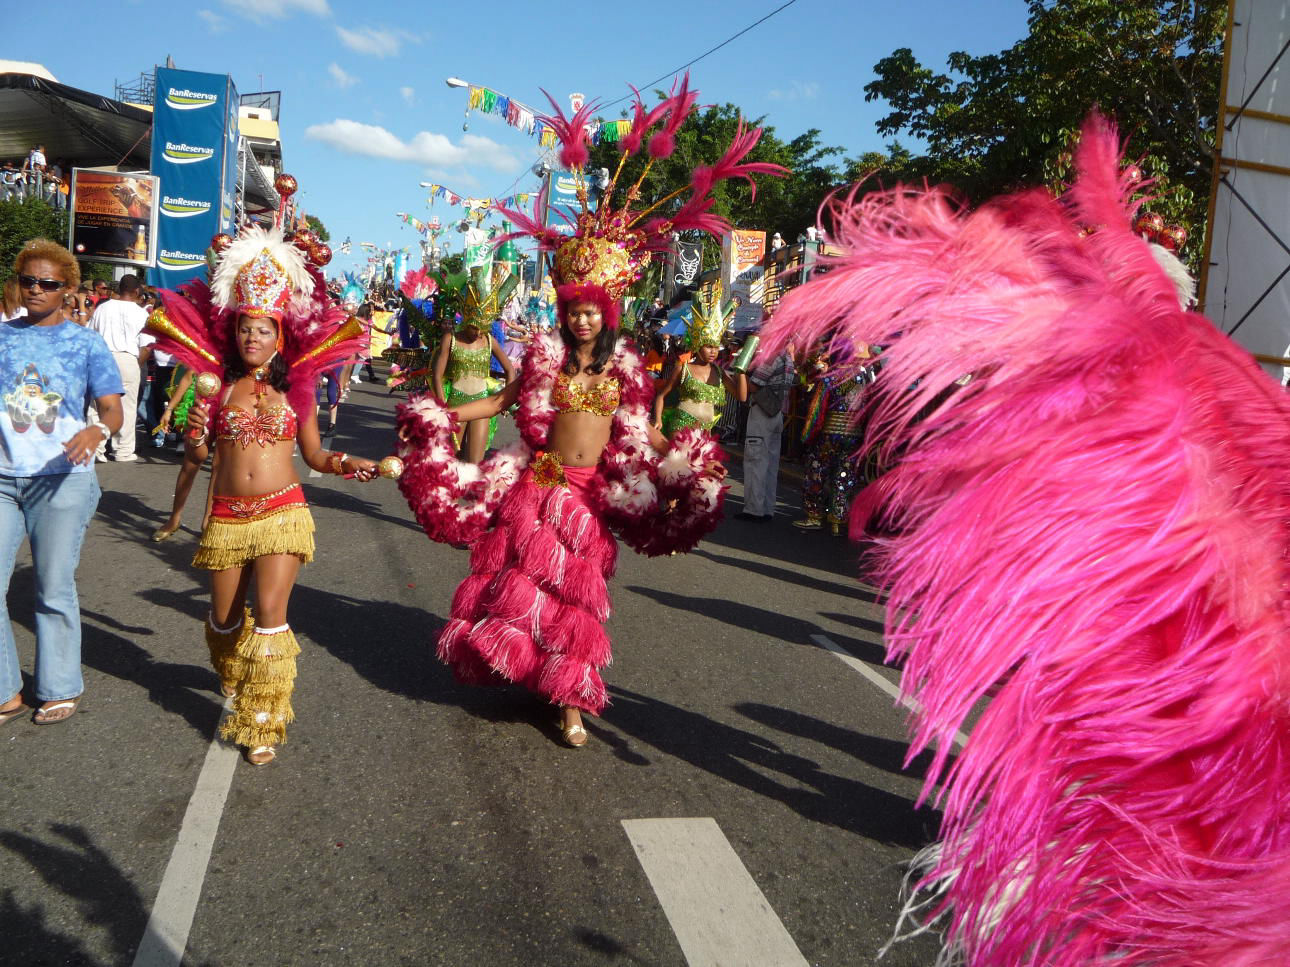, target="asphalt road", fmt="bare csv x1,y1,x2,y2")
0,372,943,967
